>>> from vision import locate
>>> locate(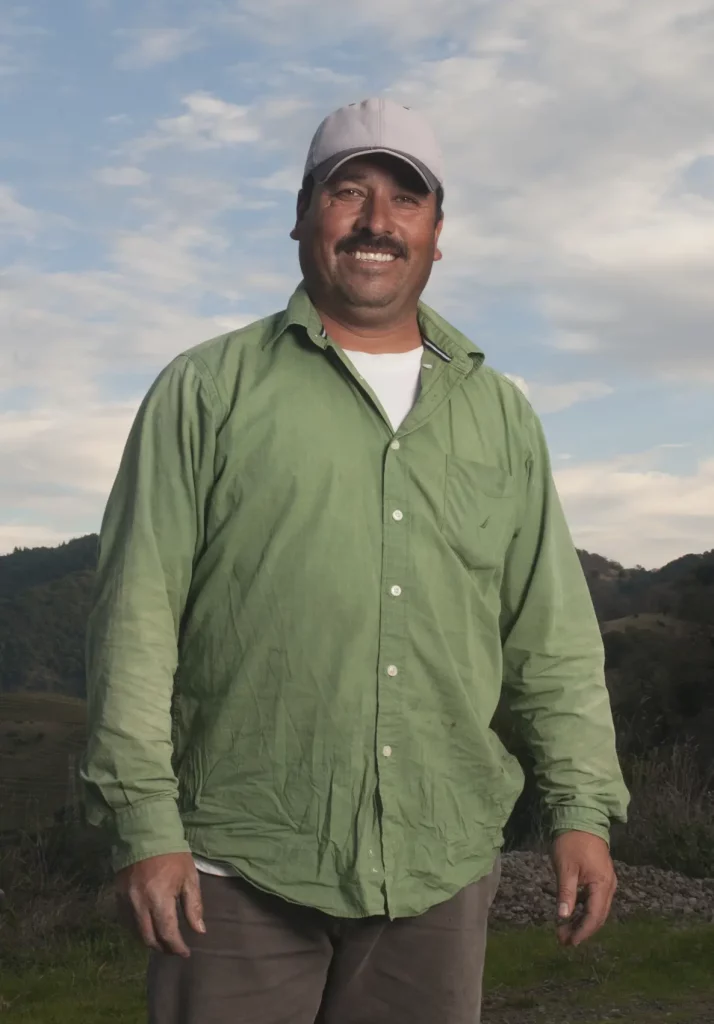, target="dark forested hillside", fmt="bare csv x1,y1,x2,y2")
0,537,97,697
1,538,713,761
0,535,97,600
